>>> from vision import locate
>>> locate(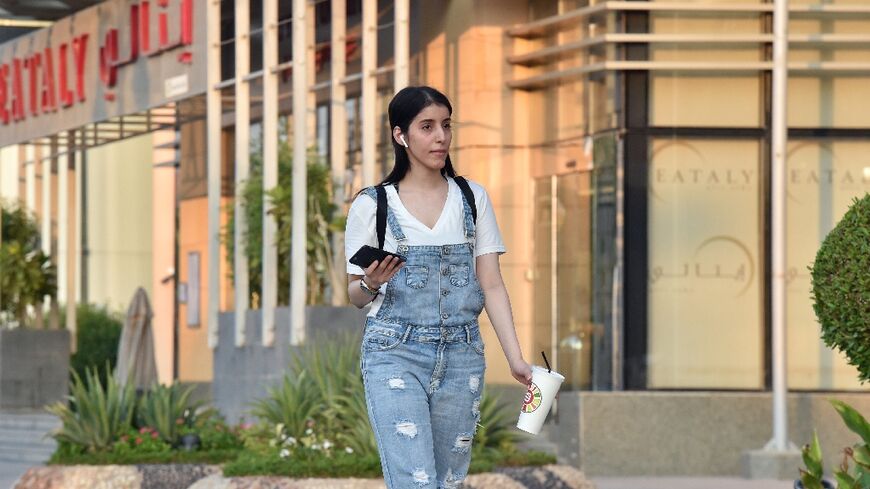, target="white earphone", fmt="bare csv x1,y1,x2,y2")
400,135,409,148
